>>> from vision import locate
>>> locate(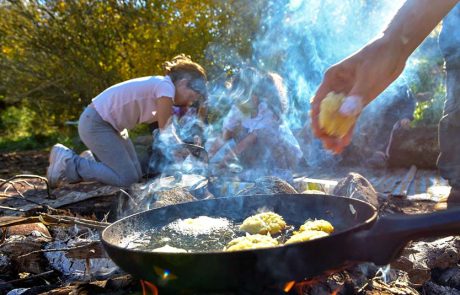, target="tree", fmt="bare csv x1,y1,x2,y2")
0,0,259,140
